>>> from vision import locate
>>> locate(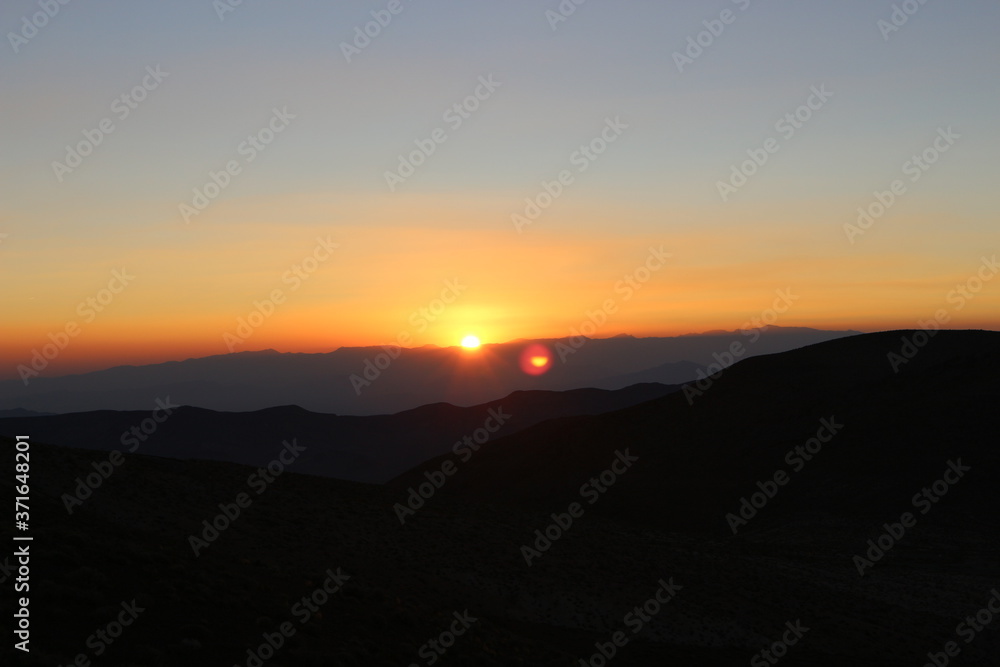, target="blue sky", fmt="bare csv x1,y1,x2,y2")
2,0,999,375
